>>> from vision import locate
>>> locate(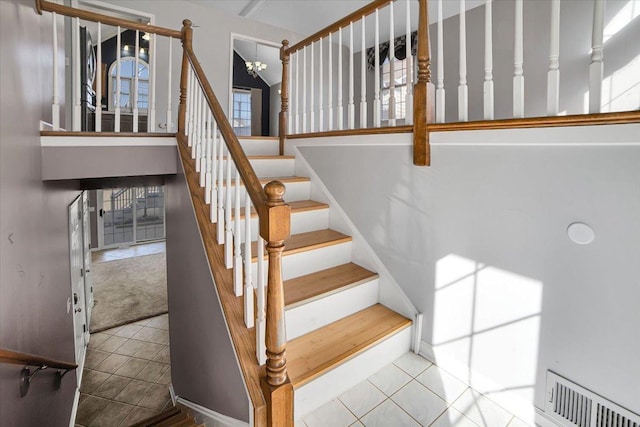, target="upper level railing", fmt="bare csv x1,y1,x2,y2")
35,1,292,425
0,347,77,397
279,0,639,165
